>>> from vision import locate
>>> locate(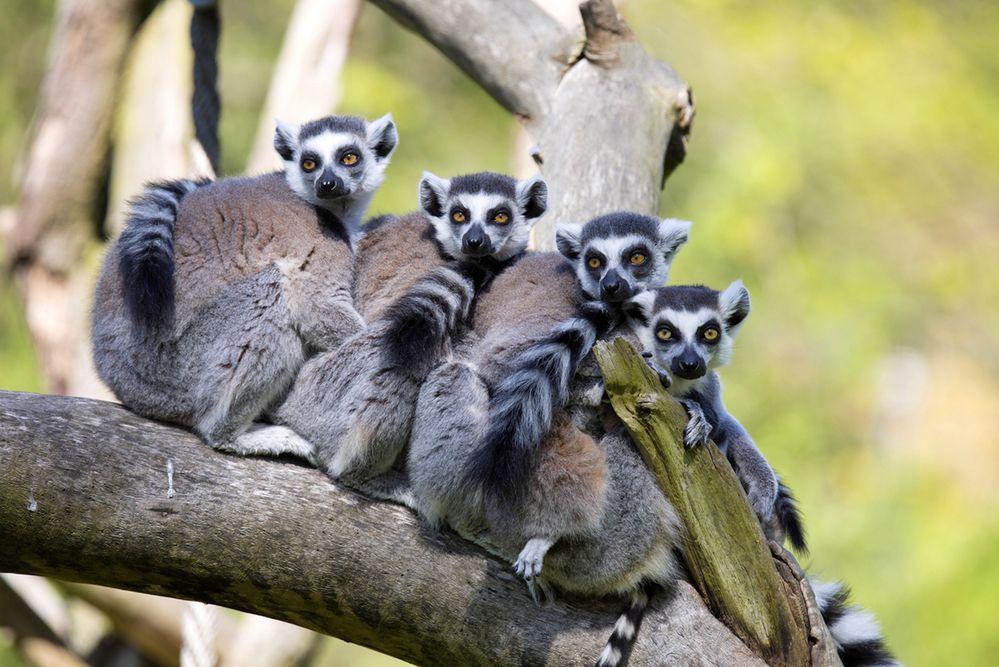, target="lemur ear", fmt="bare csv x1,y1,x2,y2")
657,218,692,259
273,119,299,161
720,280,751,335
418,171,450,218
623,289,656,326
366,113,398,161
515,174,548,222
554,222,583,260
